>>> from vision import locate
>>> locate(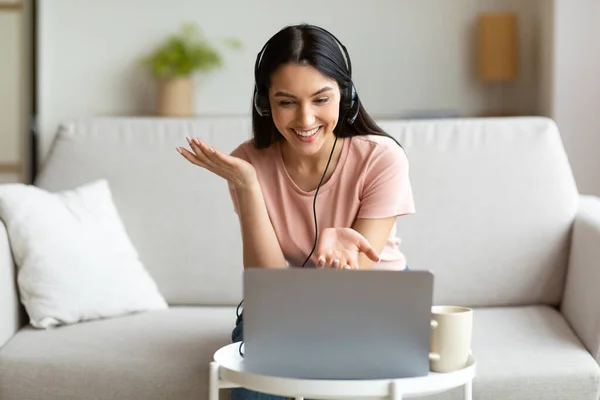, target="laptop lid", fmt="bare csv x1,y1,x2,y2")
242,268,434,380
